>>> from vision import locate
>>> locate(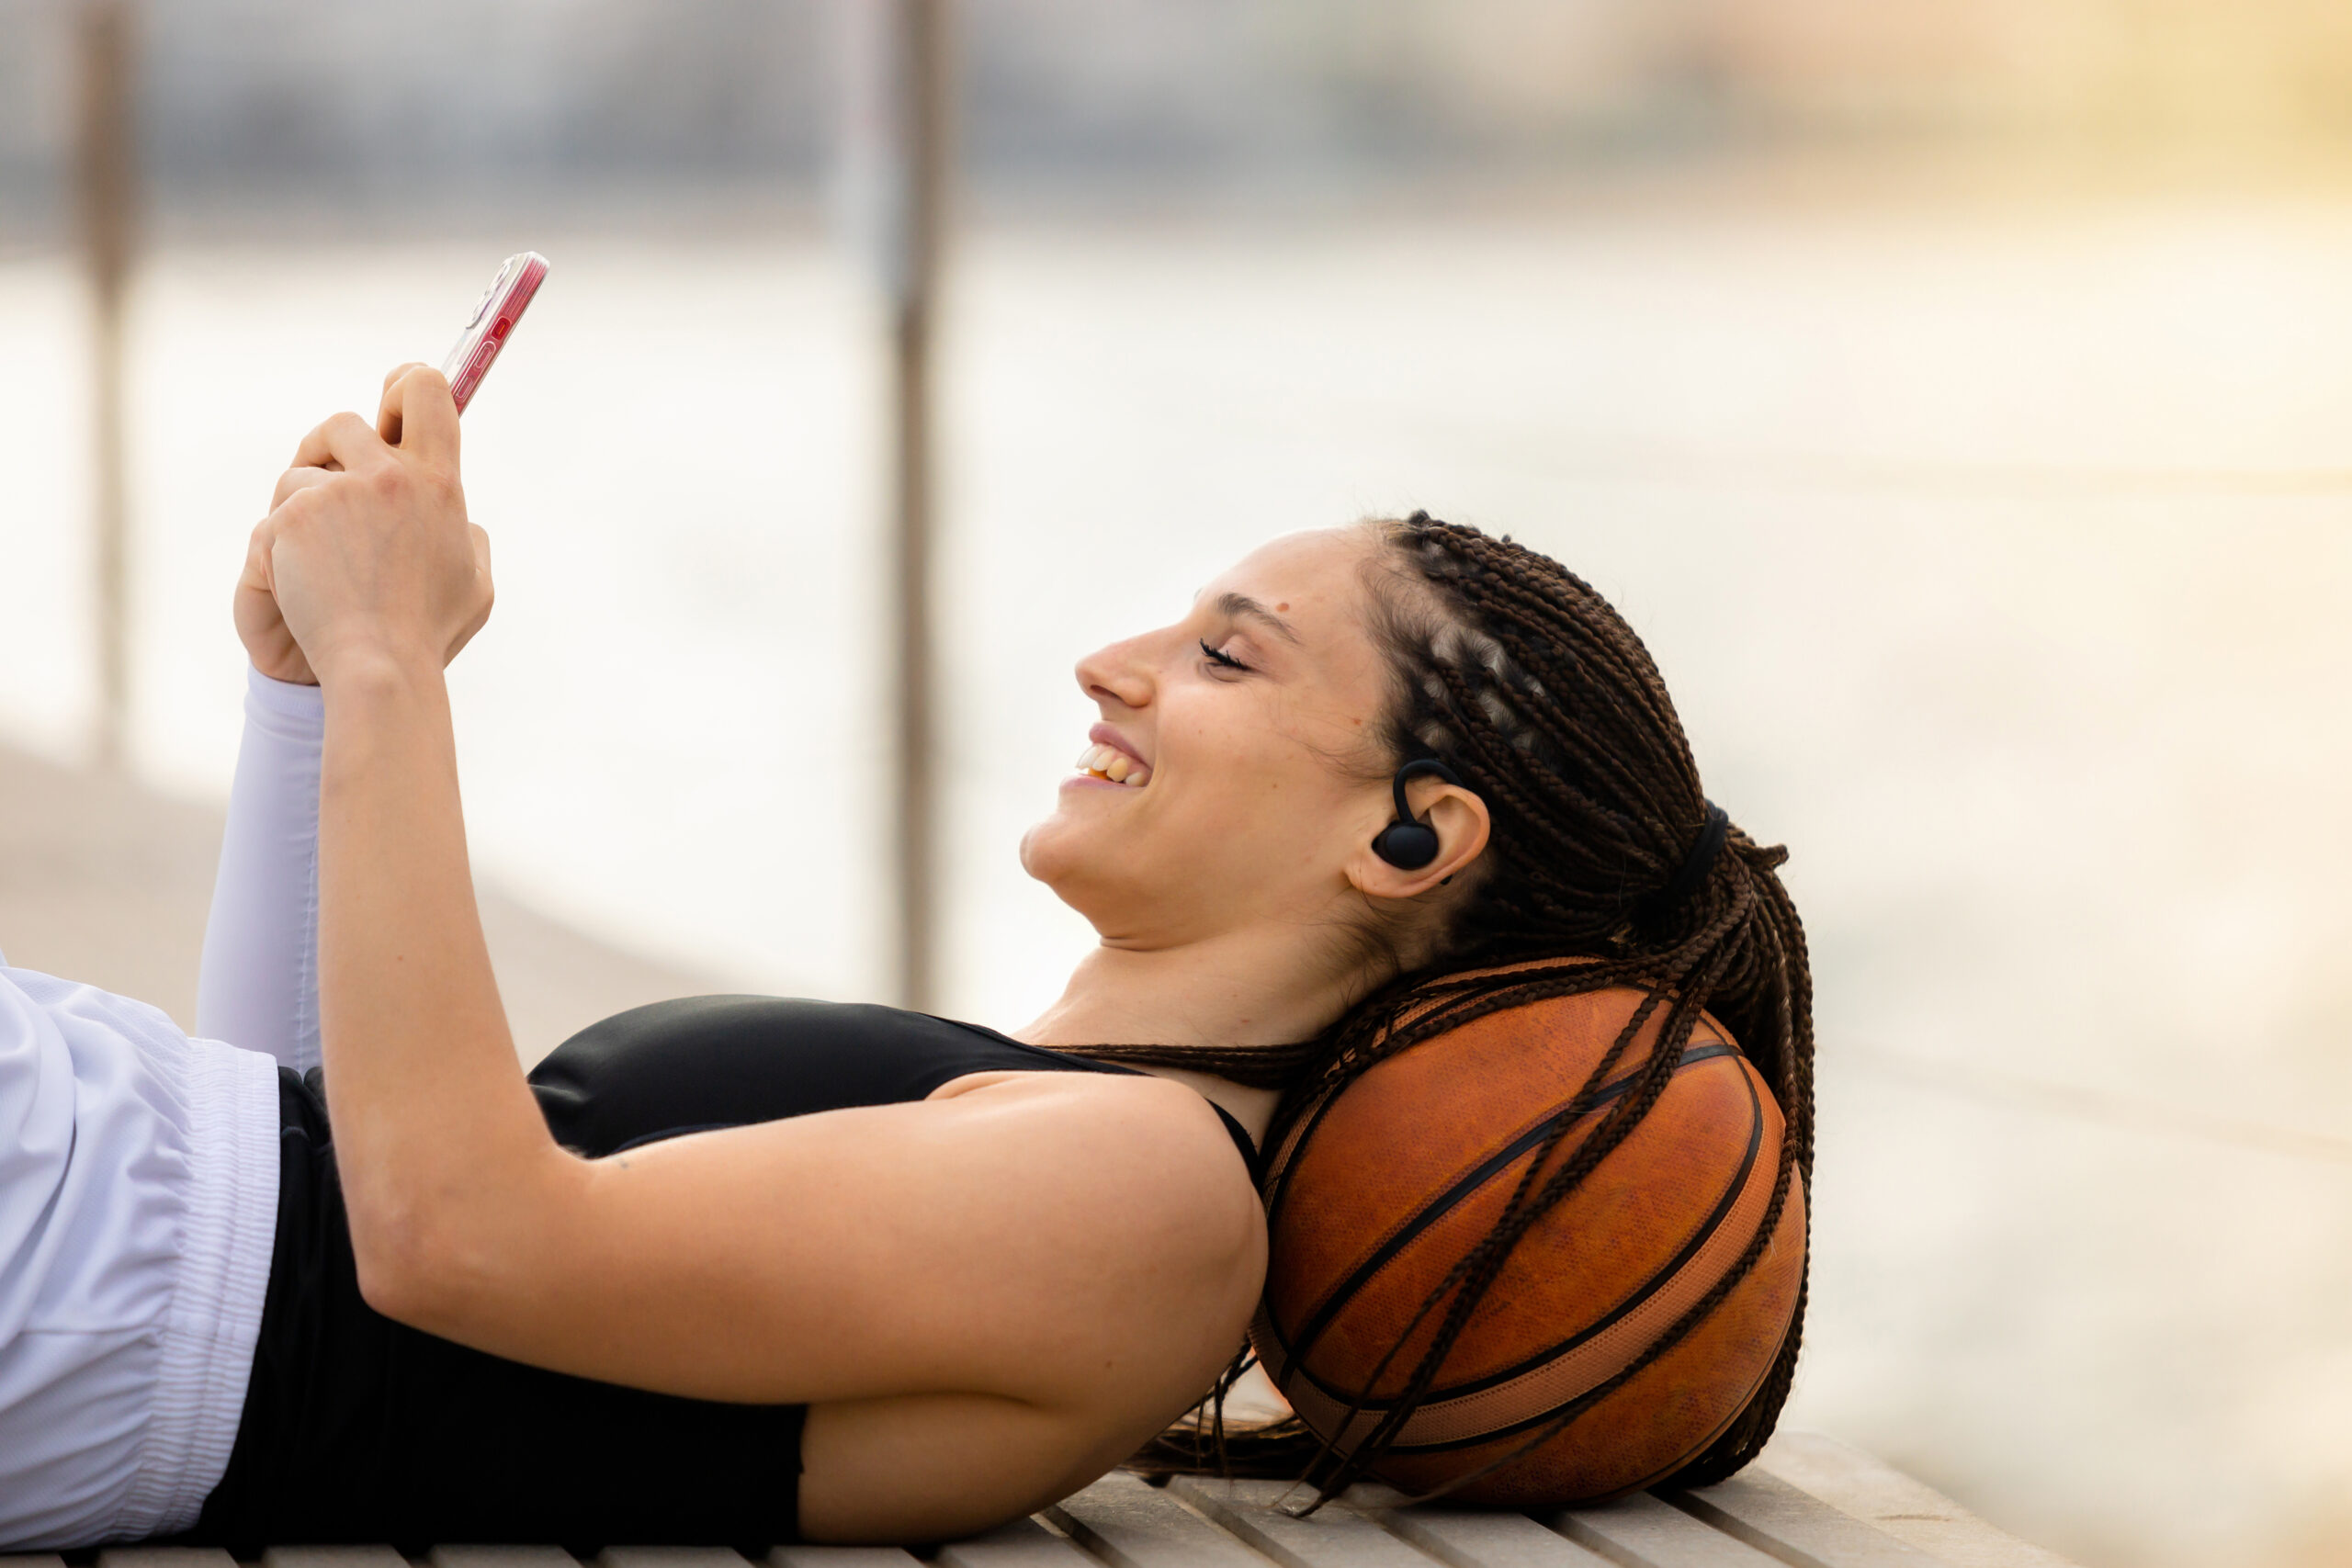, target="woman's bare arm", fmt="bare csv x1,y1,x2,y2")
262,369,544,1319
393,1069,1261,1404
261,367,1261,1440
